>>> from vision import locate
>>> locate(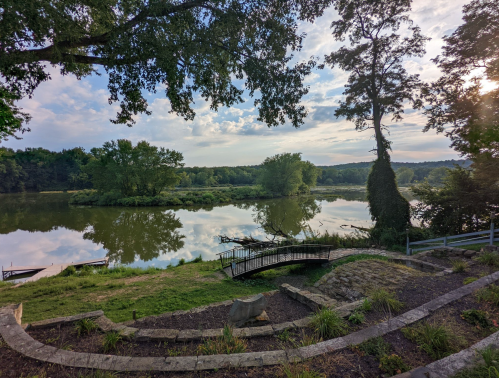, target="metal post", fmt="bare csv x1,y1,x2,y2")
443,236,448,247
133,309,136,320
406,228,410,256
490,212,496,246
